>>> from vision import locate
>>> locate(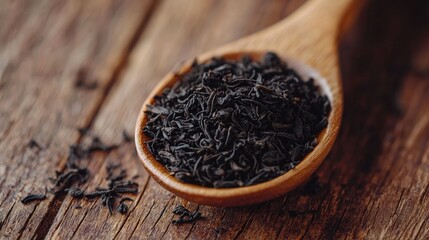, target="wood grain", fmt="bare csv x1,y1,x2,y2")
0,0,156,239
43,1,309,239
135,0,354,207
1,0,429,239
